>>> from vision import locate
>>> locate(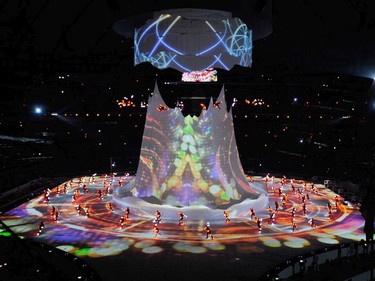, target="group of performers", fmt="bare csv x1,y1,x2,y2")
152,211,188,237
36,173,343,238
245,175,342,233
